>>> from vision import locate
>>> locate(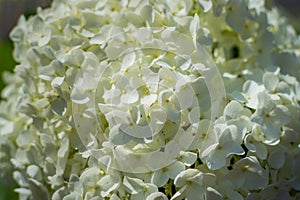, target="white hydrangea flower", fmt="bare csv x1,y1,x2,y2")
233,80,265,109
227,156,269,190
123,176,158,200
251,91,291,143
244,133,268,160
172,169,218,200
200,123,244,170
151,161,185,187
1,0,300,199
